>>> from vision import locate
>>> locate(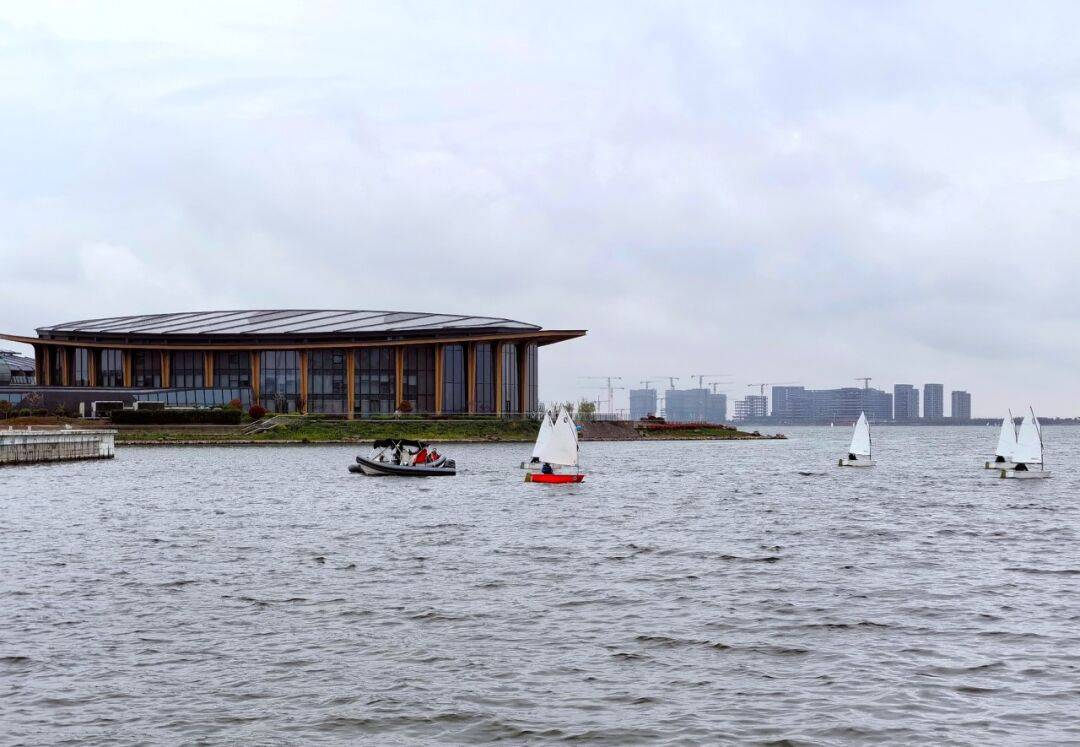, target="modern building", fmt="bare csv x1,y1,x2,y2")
951,390,972,421
629,388,658,420
766,385,892,423
923,383,944,419
893,384,920,421
733,394,767,421
664,388,727,423
0,350,36,386
0,310,585,416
